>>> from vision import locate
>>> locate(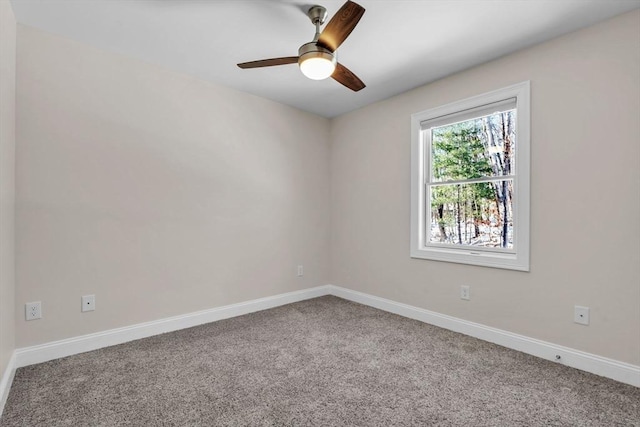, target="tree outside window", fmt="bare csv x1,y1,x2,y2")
429,110,515,250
